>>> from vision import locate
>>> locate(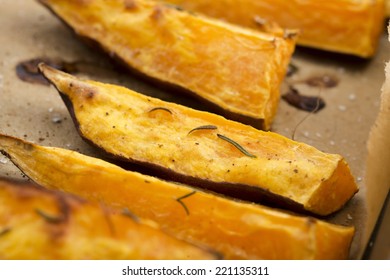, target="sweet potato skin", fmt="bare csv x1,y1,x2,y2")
0,134,355,259
0,178,216,260
164,0,385,57
40,64,358,216
38,0,296,130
